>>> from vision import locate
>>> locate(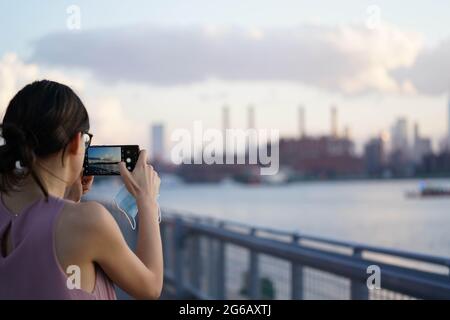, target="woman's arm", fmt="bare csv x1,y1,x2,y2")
79,150,163,299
